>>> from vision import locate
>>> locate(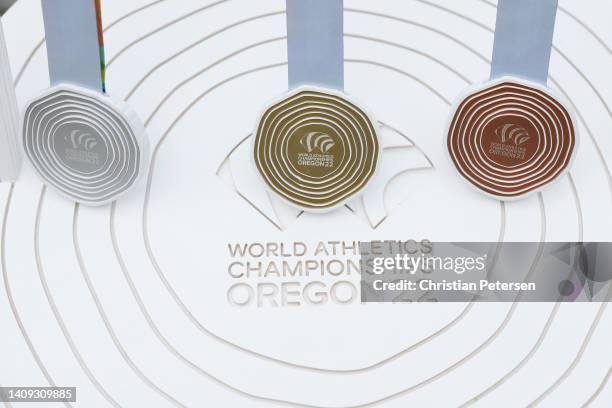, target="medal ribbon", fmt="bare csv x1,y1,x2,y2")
286,0,344,91
490,0,559,84
41,0,106,92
